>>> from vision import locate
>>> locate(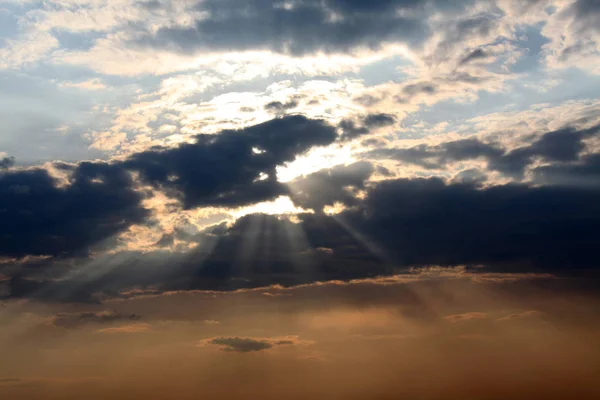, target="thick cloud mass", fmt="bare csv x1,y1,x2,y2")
125,115,337,208
5,168,600,302
534,153,600,186
0,163,147,258
0,116,336,260
345,177,600,269
130,0,469,55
